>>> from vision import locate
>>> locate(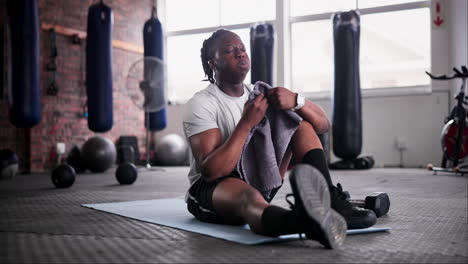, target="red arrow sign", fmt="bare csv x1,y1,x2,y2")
434,16,444,26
